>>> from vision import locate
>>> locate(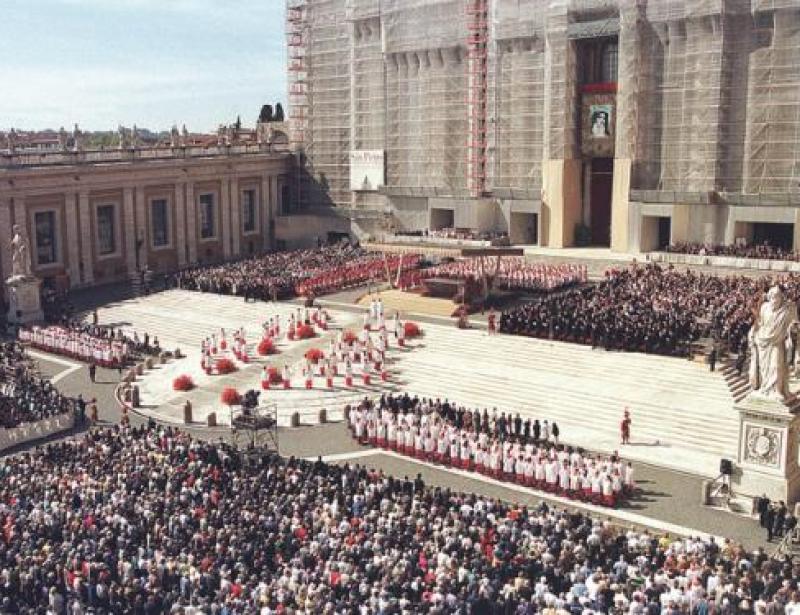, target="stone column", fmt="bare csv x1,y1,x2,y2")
0,196,12,281
65,192,82,287
540,2,580,248
135,187,147,270
220,177,232,259
230,178,241,257
123,187,137,275
175,182,187,267
186,182,197,263
261,175,271,251
611,0,649,252
78,191,94,285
